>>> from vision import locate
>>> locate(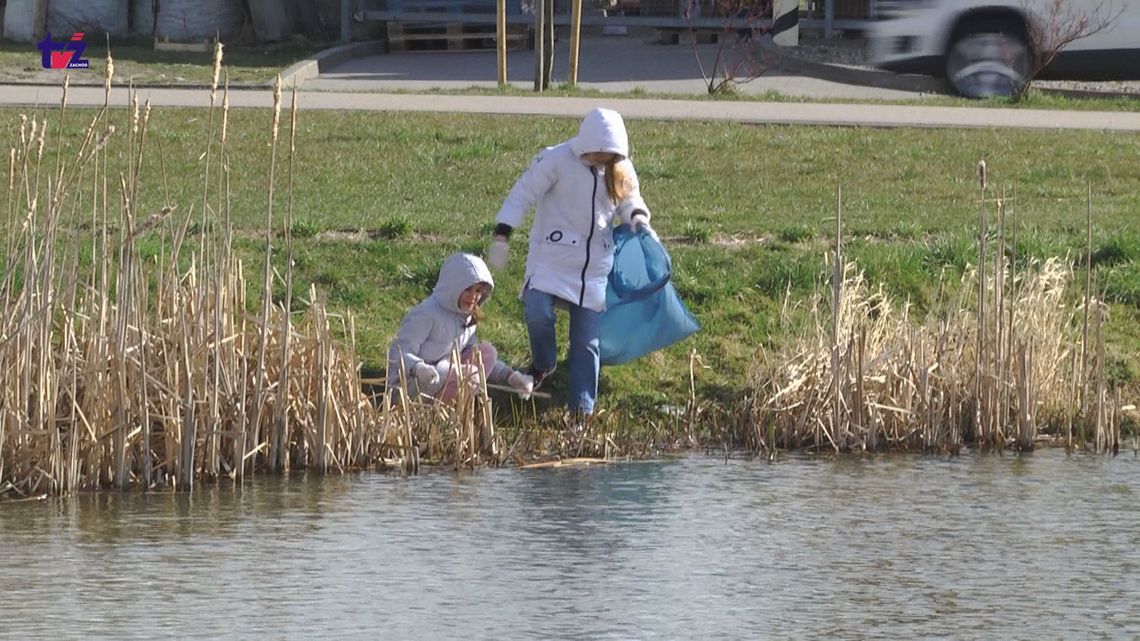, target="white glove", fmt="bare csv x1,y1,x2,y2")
631,212,651,233
413,362,440,388
487,238,509,272
507,370,534,399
